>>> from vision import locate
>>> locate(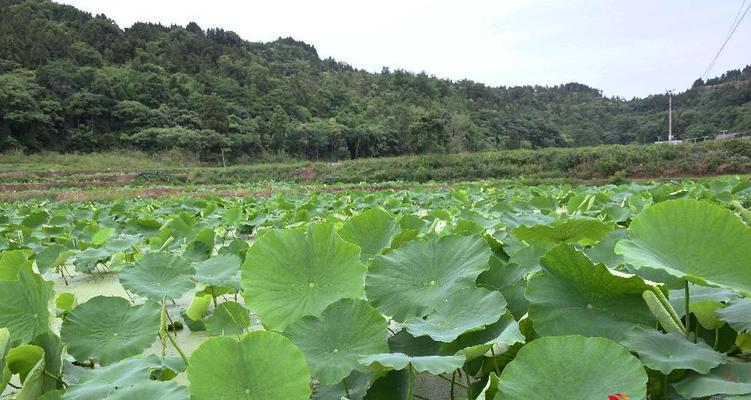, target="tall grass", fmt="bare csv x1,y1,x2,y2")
0,149,200,171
